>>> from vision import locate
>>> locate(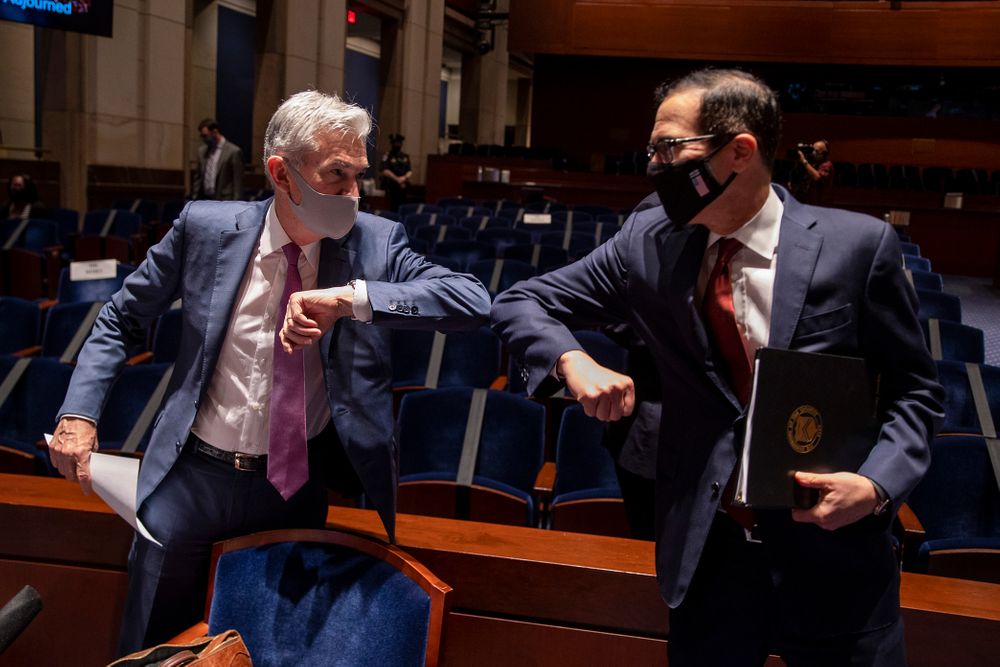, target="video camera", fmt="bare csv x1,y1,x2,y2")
788,142,815,162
